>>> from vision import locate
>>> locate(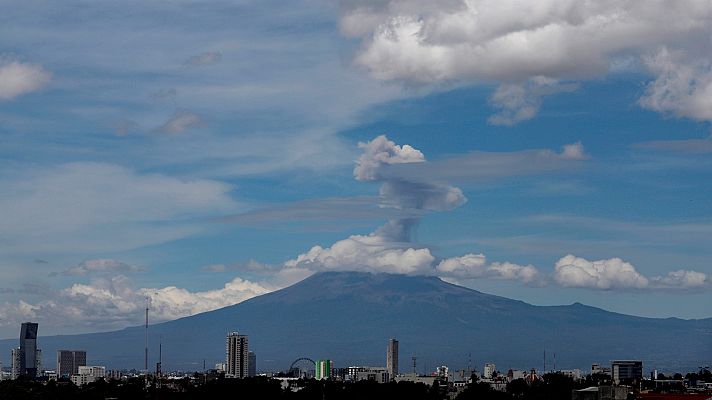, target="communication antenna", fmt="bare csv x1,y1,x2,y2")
144,297,150,371
553,353,556,372
468,352,472,372
156,336,162,376
412,356,417,374
543,349,546,373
